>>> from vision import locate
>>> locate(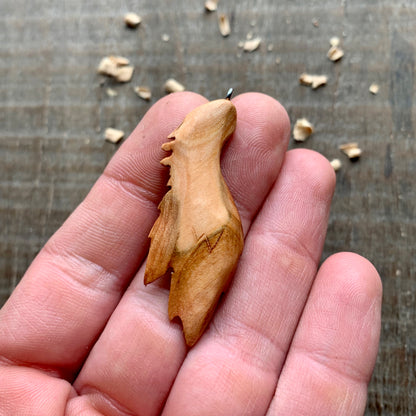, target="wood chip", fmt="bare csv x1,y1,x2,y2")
299,73,328,89
97,56,134,83
98,56,126,77
330,36,340,47
114,66,134,82
339,142,362,159
218,14,231,37
164,78,186,93
204,0,218,12
243,37,261,52
312,18,320,27
134,86,152,100
369,83,379,95
327,45,344,61
105,128,124,144
275,56,281,65
124,12,142,28
293,118,314,142
162,33,170,42
330,158,342,171
106,88,118,97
